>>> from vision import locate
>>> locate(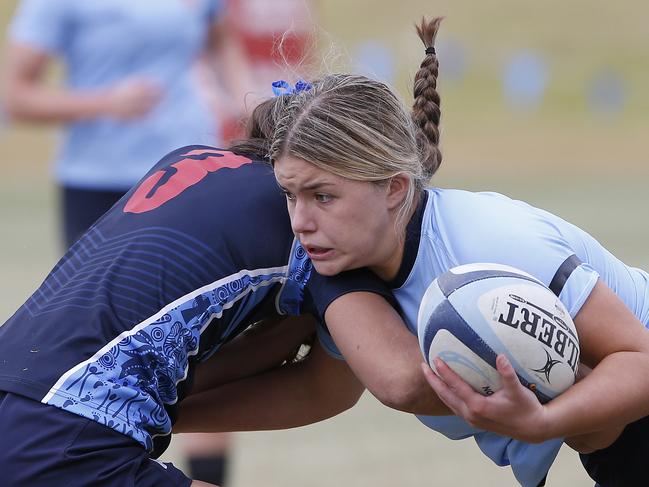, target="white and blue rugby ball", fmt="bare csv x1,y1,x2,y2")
417,263,580,403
